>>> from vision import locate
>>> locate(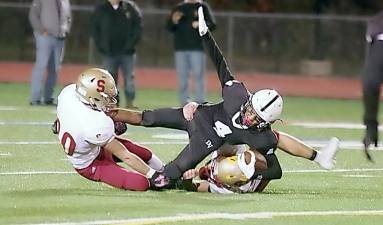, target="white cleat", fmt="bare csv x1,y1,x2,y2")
316,137,340,170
